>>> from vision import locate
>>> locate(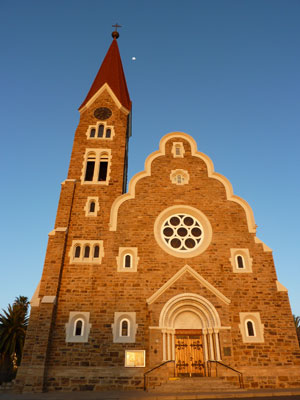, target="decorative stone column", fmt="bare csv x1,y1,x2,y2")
214,329,221,361
208,328,215,360
202,328,209,361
